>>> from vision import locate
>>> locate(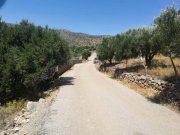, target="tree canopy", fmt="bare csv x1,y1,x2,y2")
97,6,180,79
0,19,71,102
97,27,161,66
155,6,180,80
82,49,91,60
